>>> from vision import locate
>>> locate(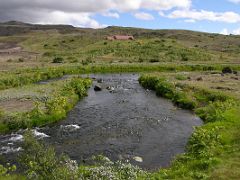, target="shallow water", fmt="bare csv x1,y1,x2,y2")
0,73,202,170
